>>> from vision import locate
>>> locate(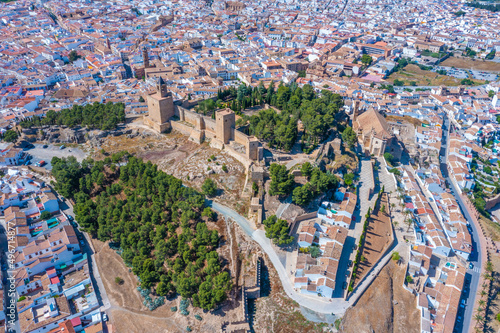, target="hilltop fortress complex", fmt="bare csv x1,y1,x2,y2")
144,78,264,170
